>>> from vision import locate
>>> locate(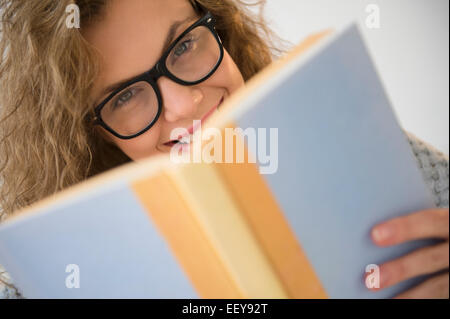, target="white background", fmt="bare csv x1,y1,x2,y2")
261,0,449,155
